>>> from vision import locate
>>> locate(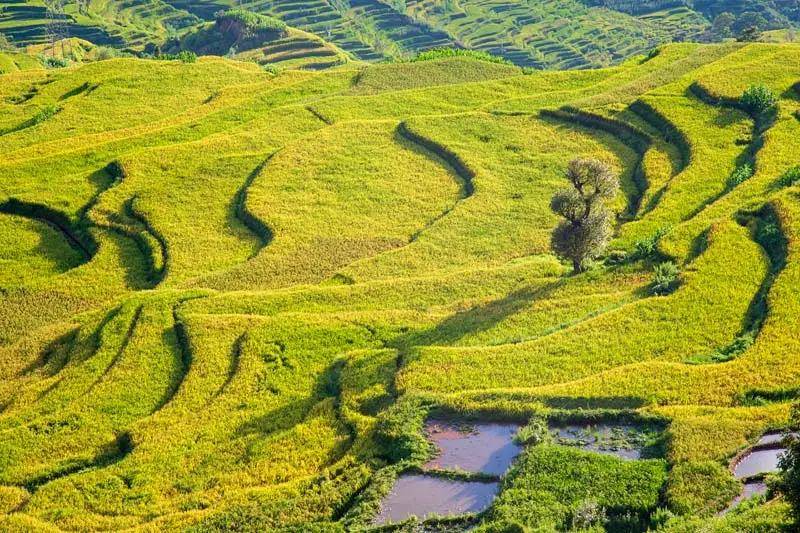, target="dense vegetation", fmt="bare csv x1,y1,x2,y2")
1,31,800,533
1,0,798,69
